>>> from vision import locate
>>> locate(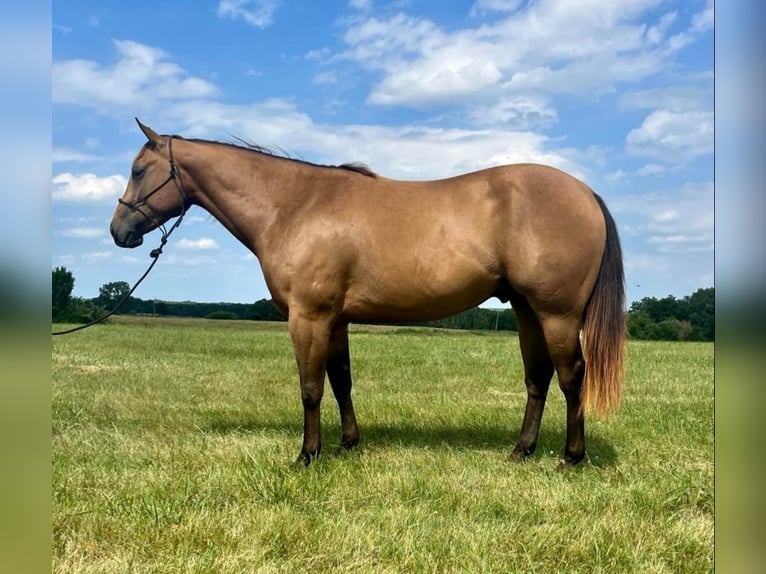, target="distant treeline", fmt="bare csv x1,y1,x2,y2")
53,269,714,341
92,290,715,341
112,296,285,322
627,287,713,342
99,291,521,332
